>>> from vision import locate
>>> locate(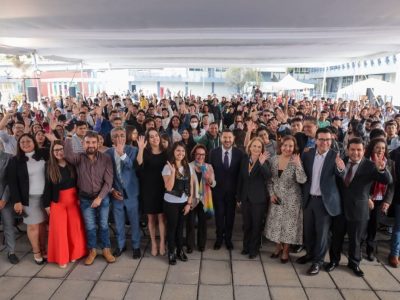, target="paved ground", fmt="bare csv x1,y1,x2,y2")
1,216,400,300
